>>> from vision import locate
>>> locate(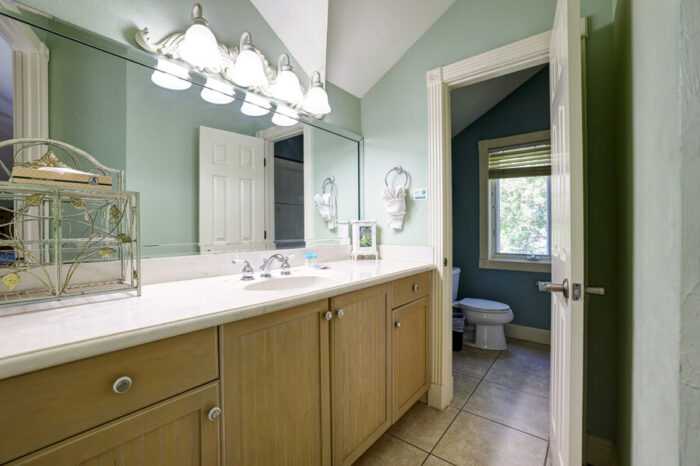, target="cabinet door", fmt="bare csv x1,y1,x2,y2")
393,297,430,422
221,300,331,466
10,382,221,466
331,284,391,466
